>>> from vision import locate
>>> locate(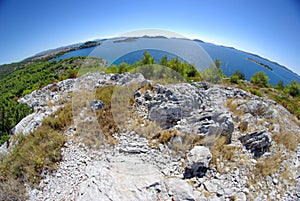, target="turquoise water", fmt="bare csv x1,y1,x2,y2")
54,38,300,85
112,49,187,65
